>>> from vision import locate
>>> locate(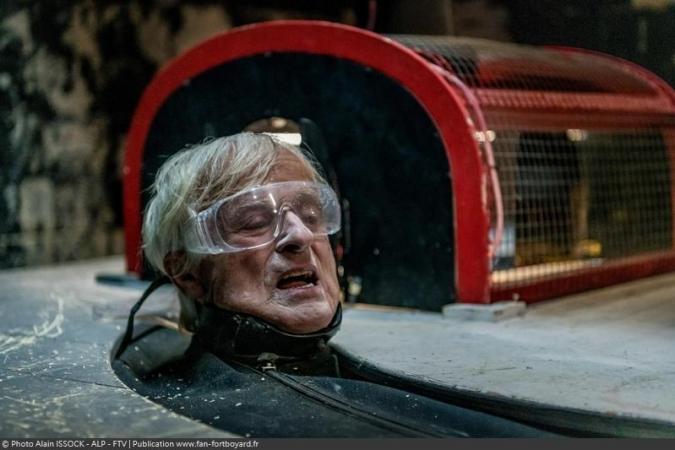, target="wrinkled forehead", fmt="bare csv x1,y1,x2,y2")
265,149,318,184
